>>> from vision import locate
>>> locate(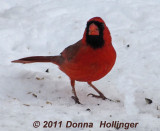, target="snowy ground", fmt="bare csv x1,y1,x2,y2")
0,0,160,130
